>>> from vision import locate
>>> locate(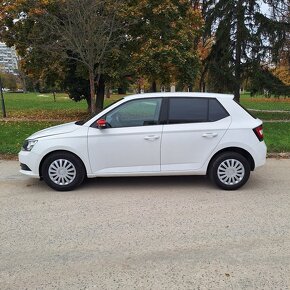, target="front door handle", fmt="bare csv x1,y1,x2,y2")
144,135,160,141
202,133,218,138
